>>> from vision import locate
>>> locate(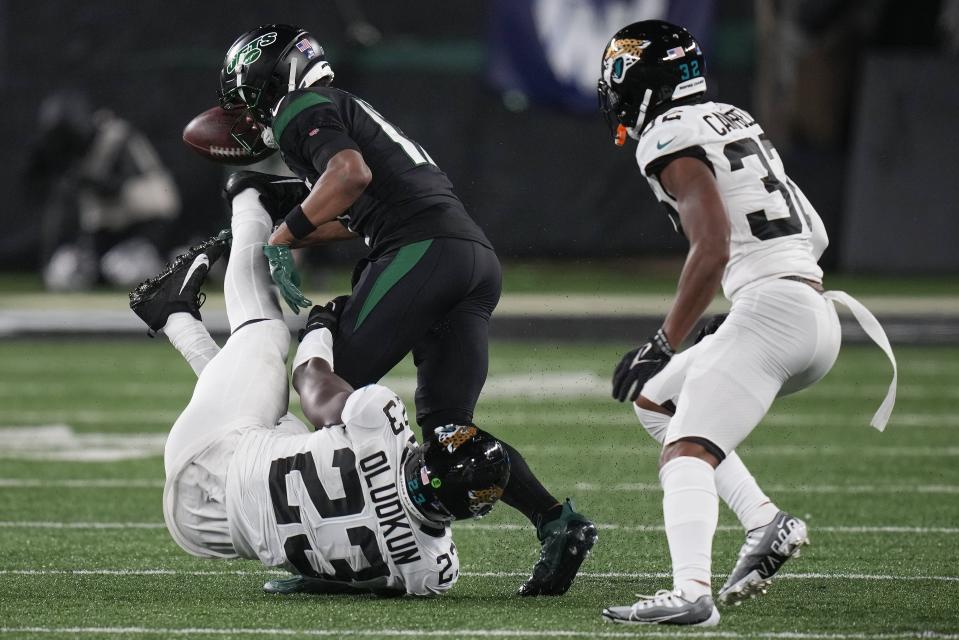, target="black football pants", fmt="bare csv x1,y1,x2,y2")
333,237,500,430
333,237,561,525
